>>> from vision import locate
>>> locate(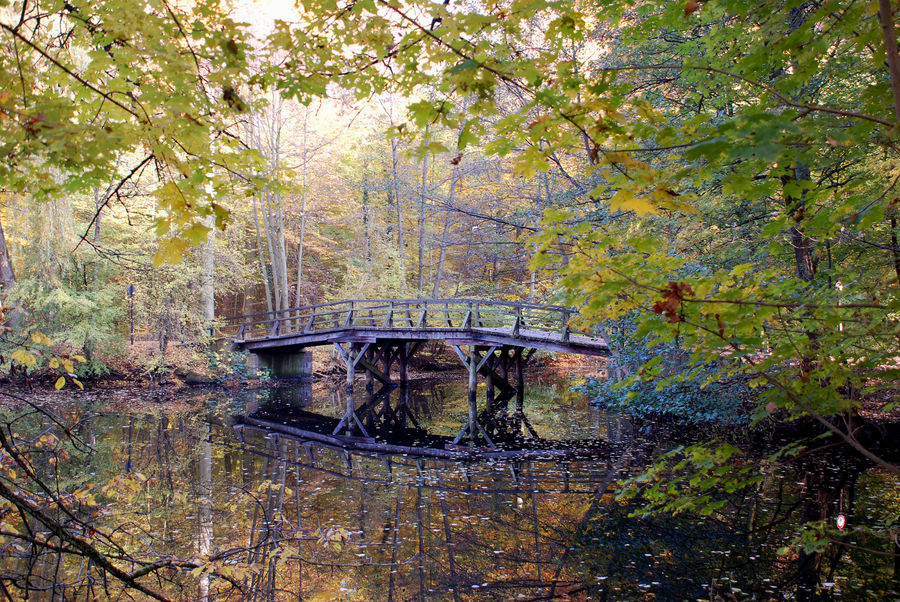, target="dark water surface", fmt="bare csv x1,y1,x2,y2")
4,376,900,600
